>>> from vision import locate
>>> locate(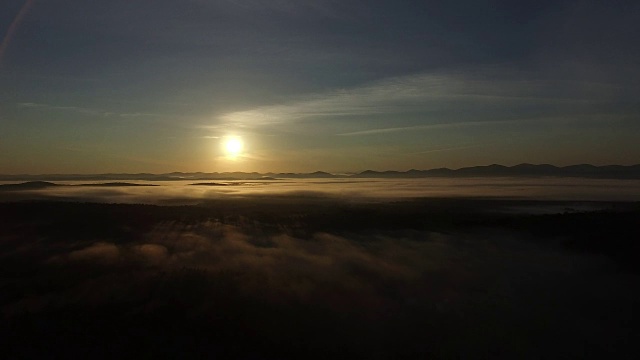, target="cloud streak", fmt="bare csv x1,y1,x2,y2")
18,102,173,119
336,120,520,136
216,68,633,134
